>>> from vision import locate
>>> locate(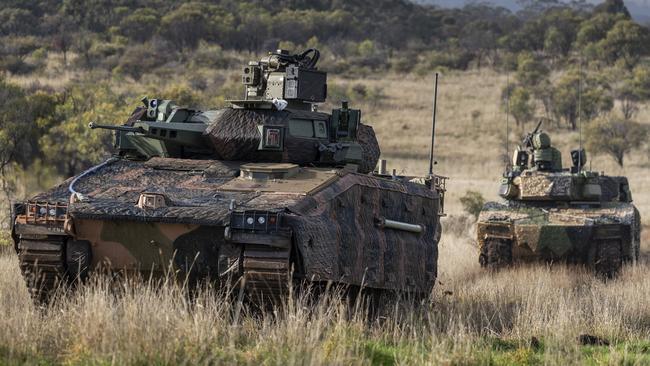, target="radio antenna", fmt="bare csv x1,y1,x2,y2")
505,71,511,171
578,55,583,172
428,72,439,177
